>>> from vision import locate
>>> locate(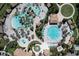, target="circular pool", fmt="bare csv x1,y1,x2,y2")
17,37,29,47
43,25,62,43
33,45,41,52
